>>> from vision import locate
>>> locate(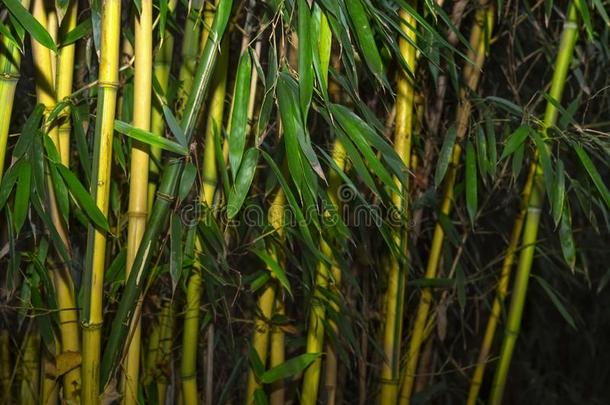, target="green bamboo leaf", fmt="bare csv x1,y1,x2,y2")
2,0,58,51
486,96,523,116
170,213,183,293
434,126,456,186
59,18,92,47
228,51,252,177
552,160,565,226
485,113,497,176
500,125,529,160
465,140,478,224
55,163,109,231
533,275,576,330
345,0,387,85
13,159,31,233
0,21,21,51
14,104,45,159
162,104,187,147
178,162,197,201
573,0,593,39
72,106,92,183
248,346,265,379
227,148,258,219
512,141,525,179
573,144,610,209
0,159,24,210
253,248,292,298
114,120,188,155
559,202,576,272
530,130,555,200
476,126,488,177
105,249,126,285
254,389,269,405
49,163,70,223
260,353,320,384
298,0,313,119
